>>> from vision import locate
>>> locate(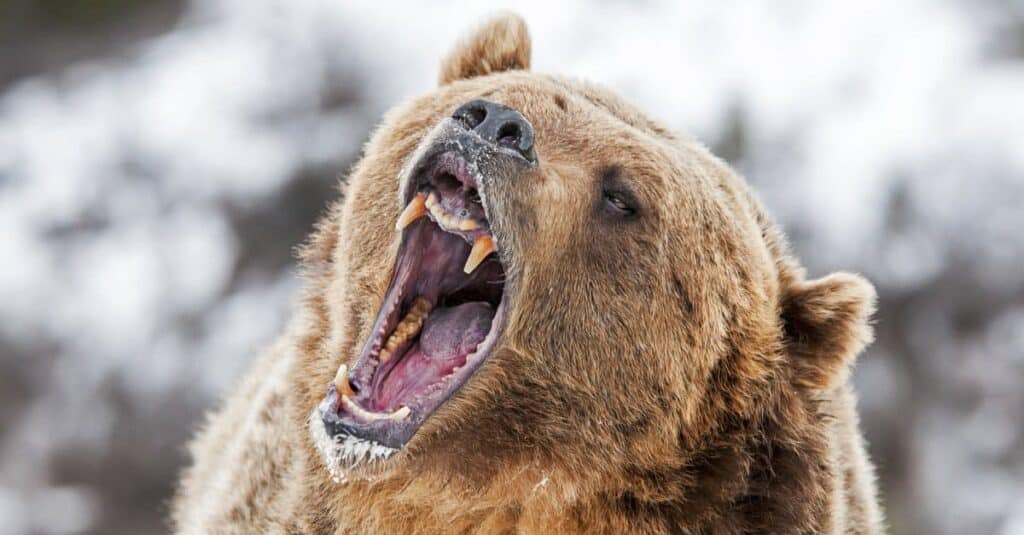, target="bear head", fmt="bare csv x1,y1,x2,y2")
298,15,876,501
